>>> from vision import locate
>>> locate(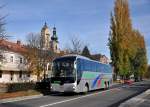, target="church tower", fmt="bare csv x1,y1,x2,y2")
41,22,50,50
50,26,59,53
